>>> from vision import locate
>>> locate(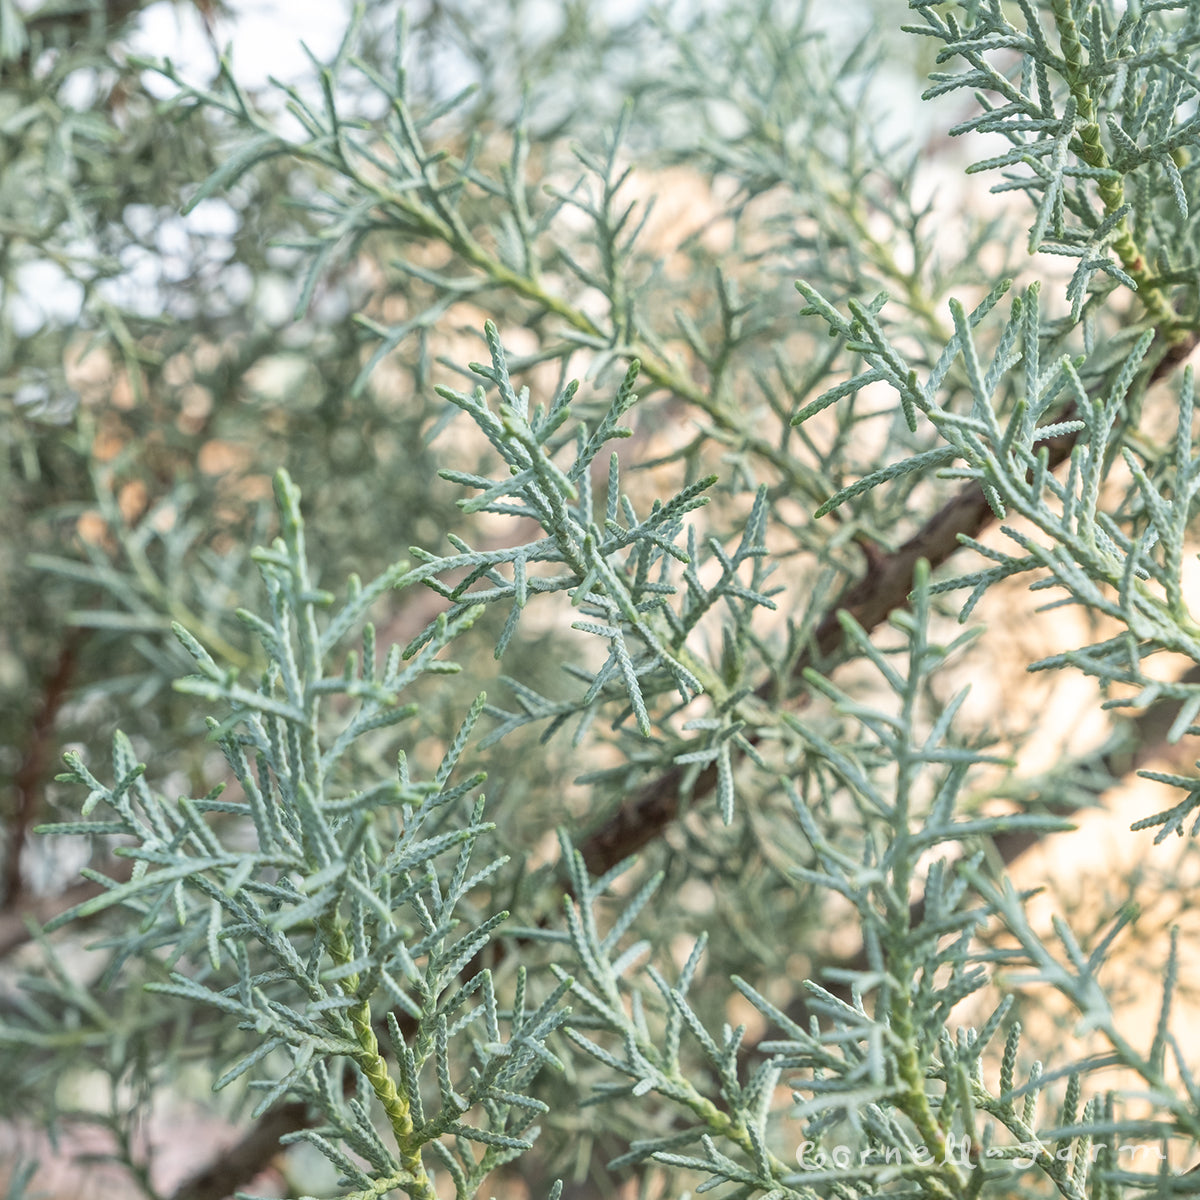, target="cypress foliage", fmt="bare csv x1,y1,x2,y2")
5,2,1200,1197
